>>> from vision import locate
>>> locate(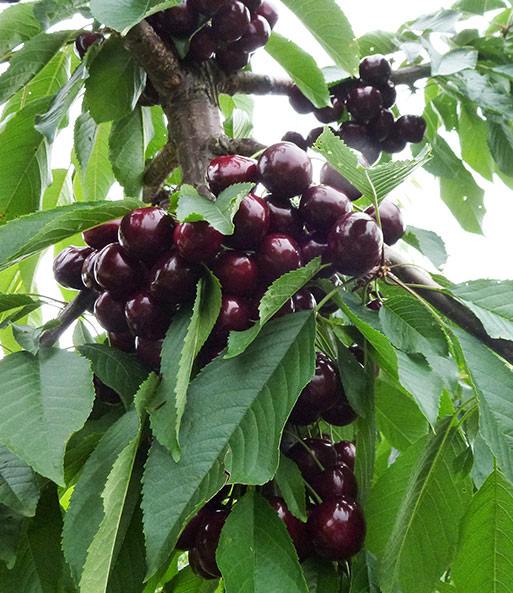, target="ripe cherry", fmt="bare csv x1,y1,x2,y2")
299,185,352,236
365,201,405,245
160,2,200,37
226,193,270,250
189,548,217,580
292,288,317,312
212,1,251,42
188,25,217,61
53,246,94,290
75,32,104,59
93,376,121,405
135,337,163,371
288,85,315,114
83,220,121,250
346,86,383,122
256,234,303,284
94,244,146,299
94,292,129,334
213,295,252,339
149,250,202,305
299,233,327,265
174,221,224,264
267,497,310,560
264,196,304,240
320,163,362,202
81,251,101,290
281,131,308,152
288,438,338,482
314,97,344,124
321,397,358,427
237,14,271,52
195,508,230,578
334,441,356,471
327,212,383,277
176,506,214,551
306,127,324,148
119,207,175,263
257,142,313,199
256,0,278,28
207,155,257,196
242,0,263,10
310,463,358,501
307,496,366,561
109,332,135,352
377,79,397,109
339,121,379,162
189,0,231,15
359,54,392,85
125,293,174,339
368,108,394,142
394,115,427,143
381,132,407,154
212,251,259,296
215,45,250,71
